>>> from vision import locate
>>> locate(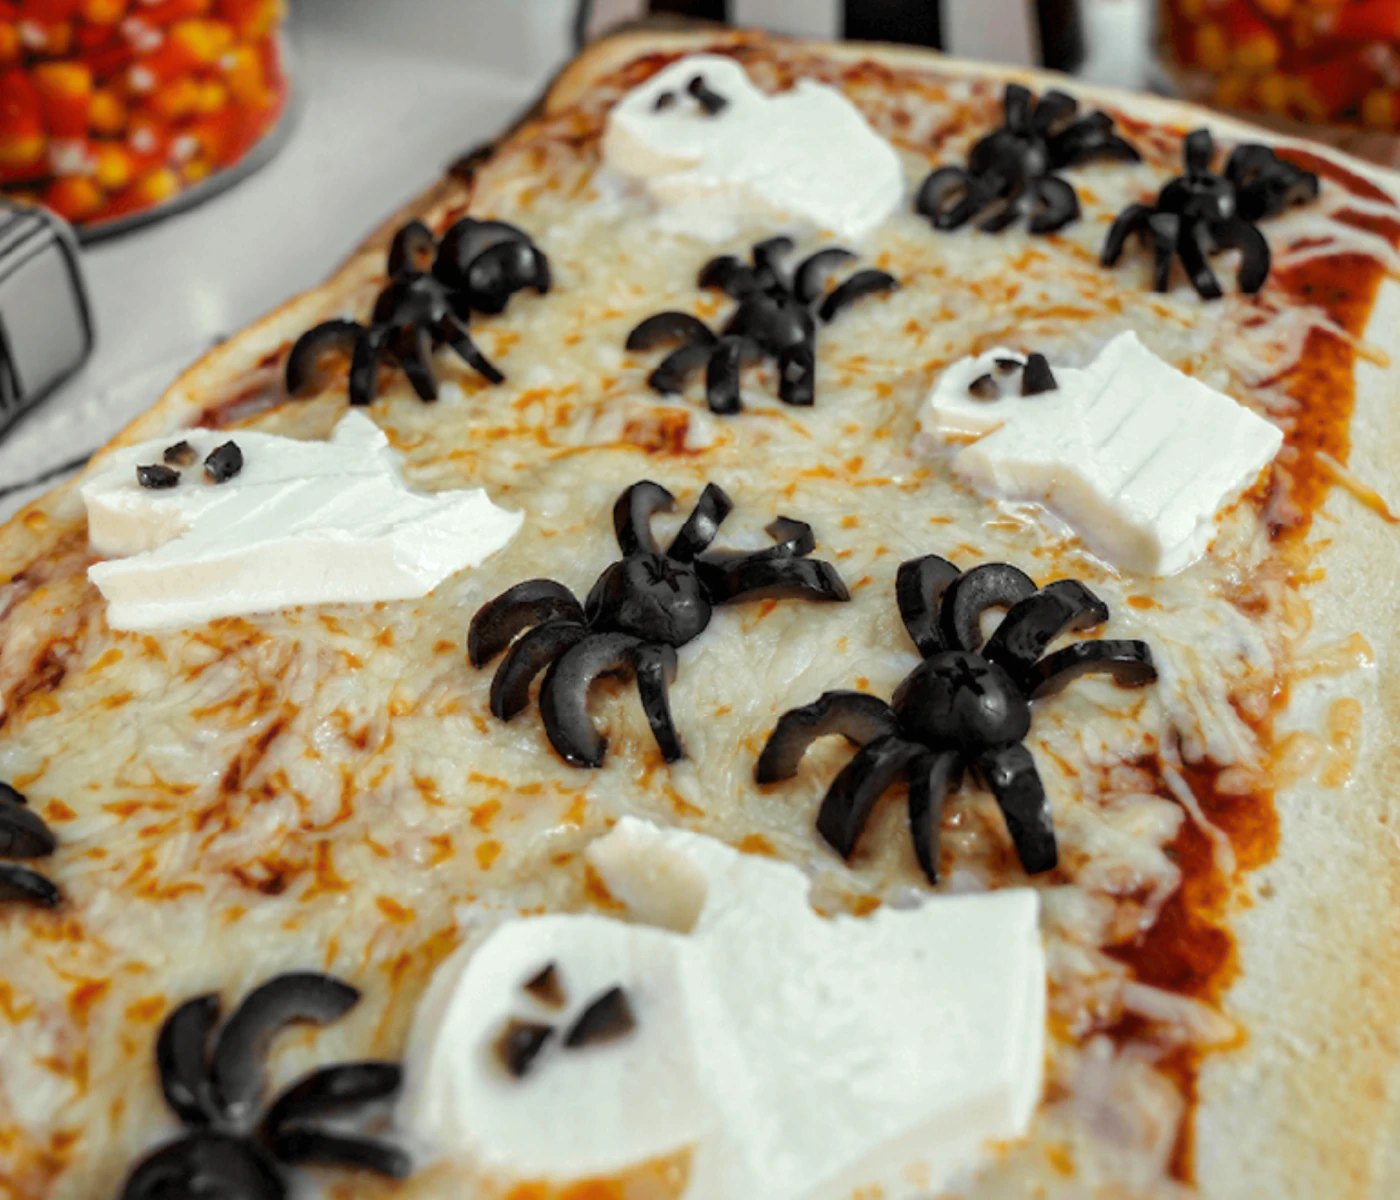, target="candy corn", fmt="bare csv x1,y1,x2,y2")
0,0,285,225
